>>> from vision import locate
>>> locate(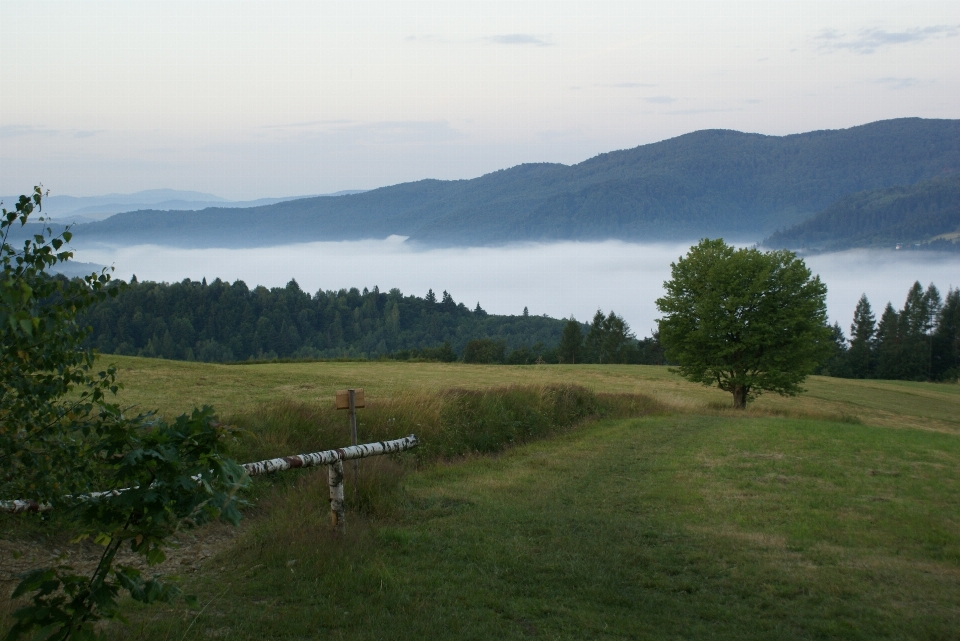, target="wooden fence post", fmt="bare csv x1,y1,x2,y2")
328,460,345,534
